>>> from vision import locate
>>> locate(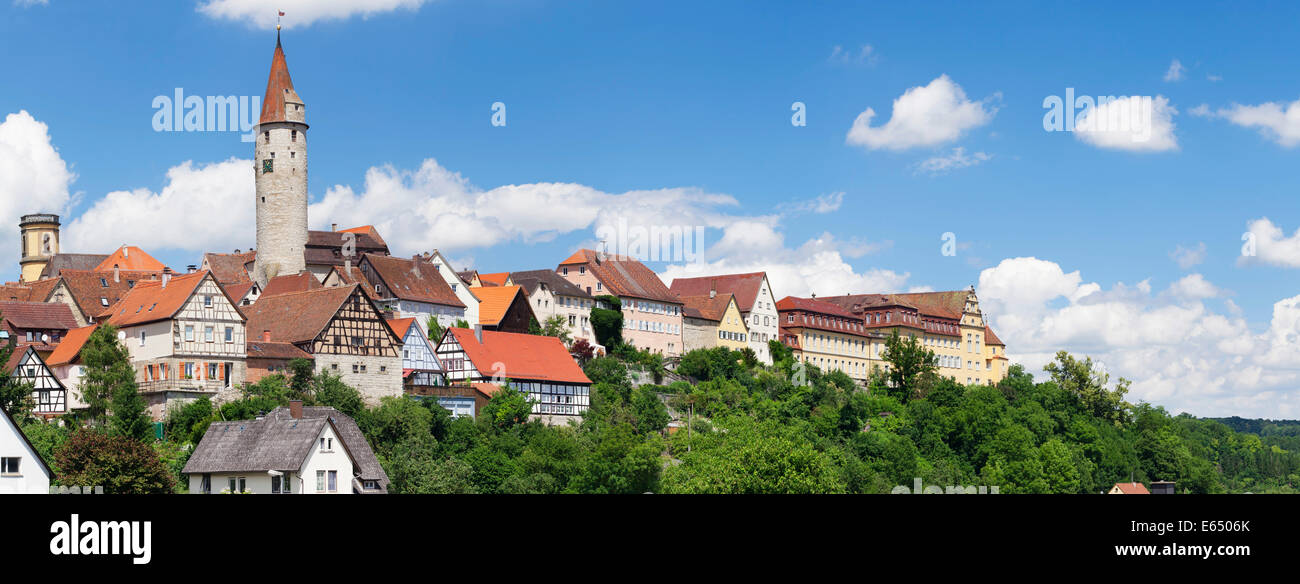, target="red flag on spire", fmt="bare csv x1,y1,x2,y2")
279,10,285,16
